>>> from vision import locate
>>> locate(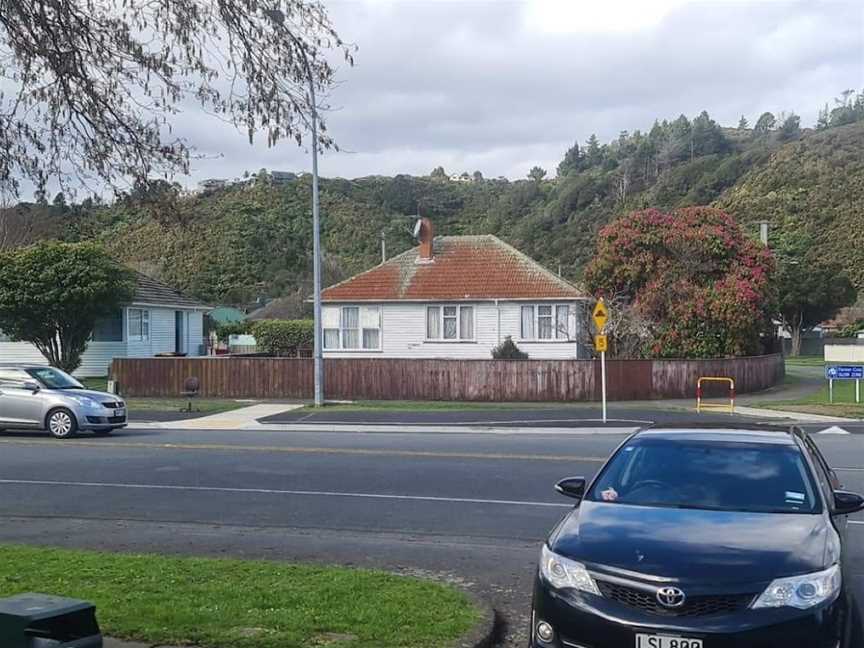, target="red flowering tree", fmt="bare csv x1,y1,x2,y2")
584,207,775,358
